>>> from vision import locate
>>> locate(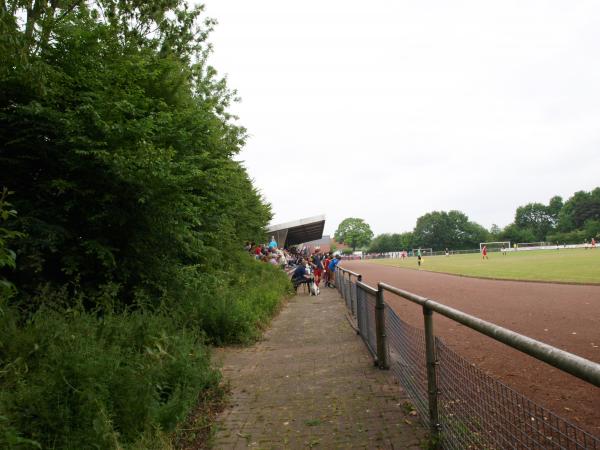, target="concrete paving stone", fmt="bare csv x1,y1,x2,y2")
213,287,428,449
